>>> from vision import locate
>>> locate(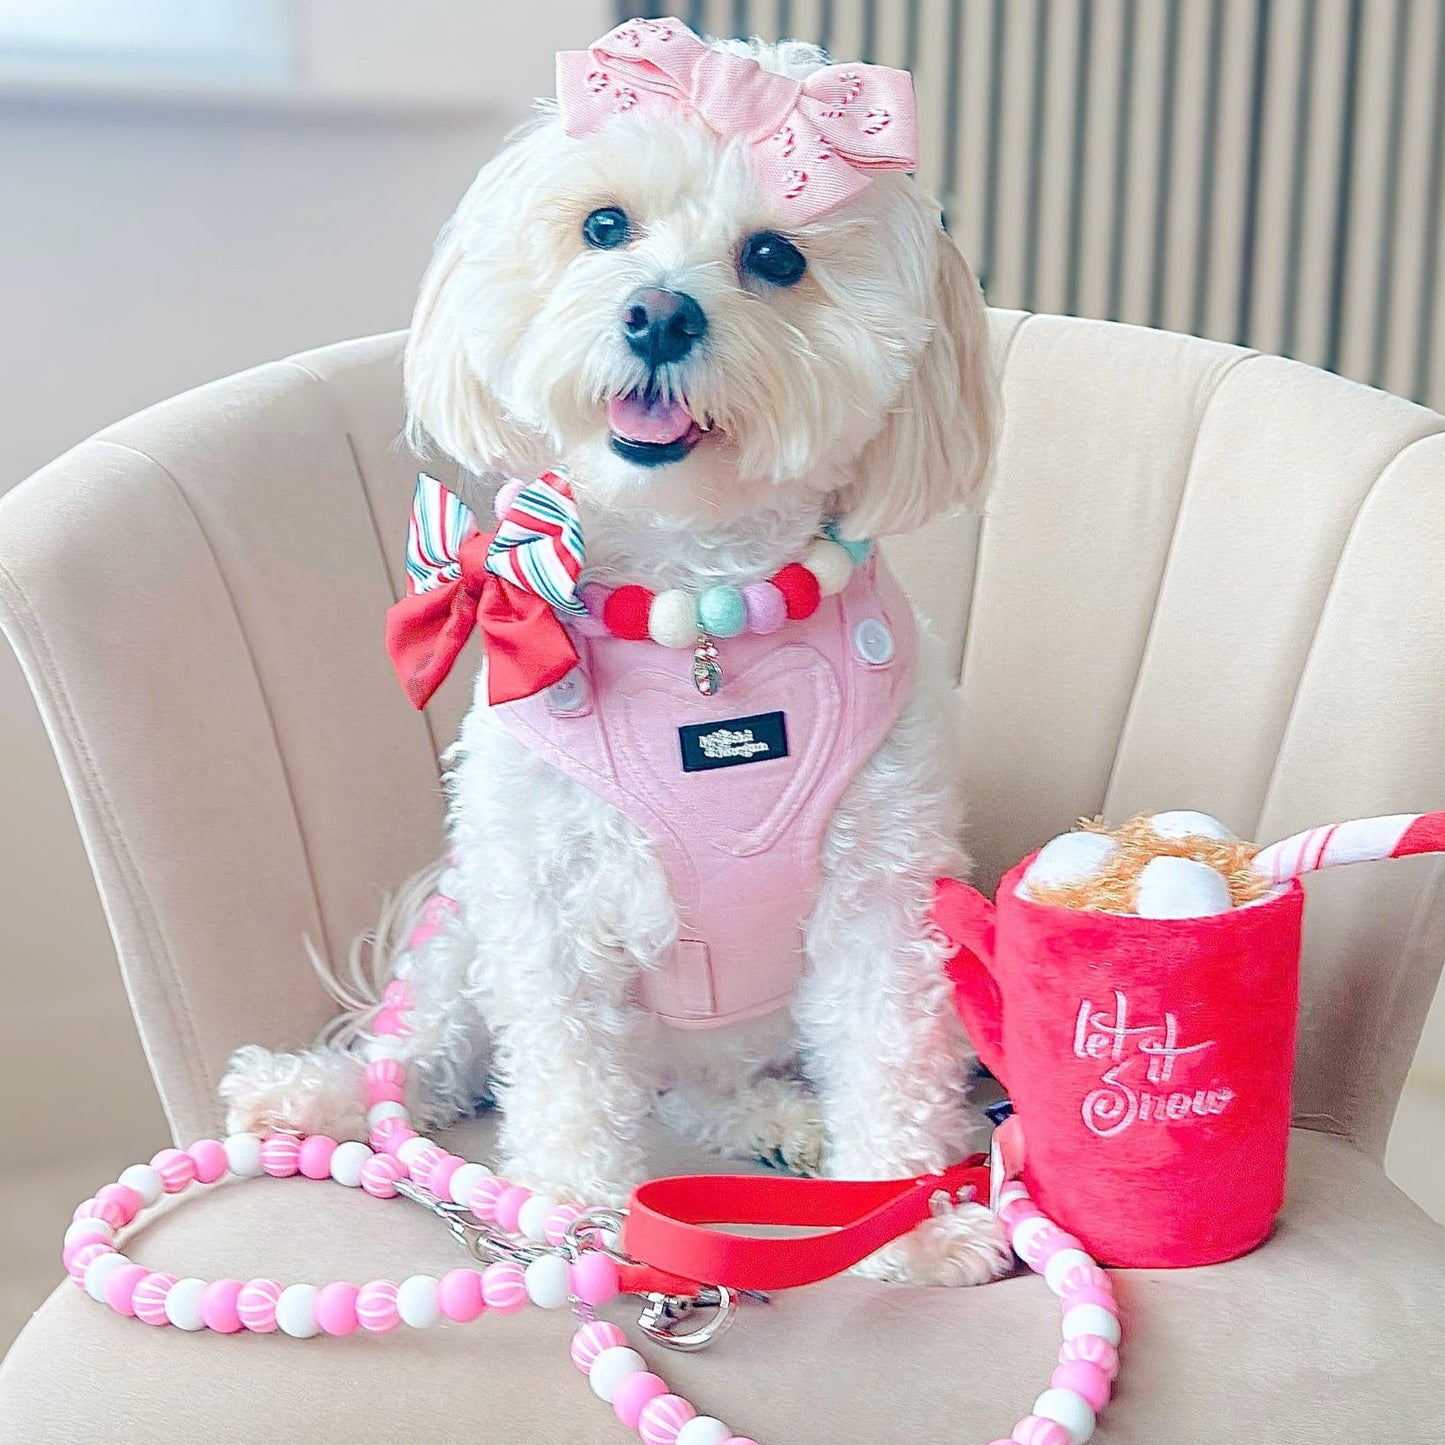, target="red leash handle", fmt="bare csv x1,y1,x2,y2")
619,1156,989,1294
